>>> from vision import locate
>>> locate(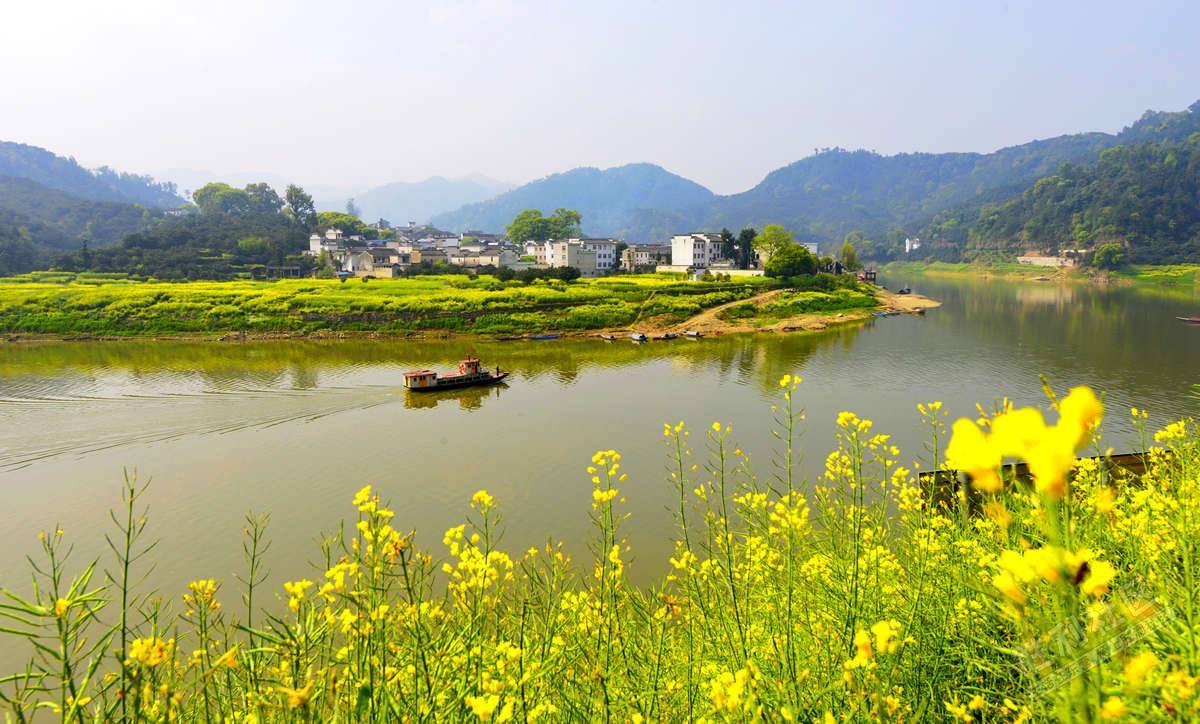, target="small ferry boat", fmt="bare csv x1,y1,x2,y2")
630,332,648,343
403,357,508,392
